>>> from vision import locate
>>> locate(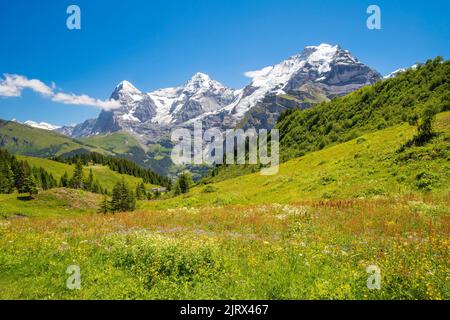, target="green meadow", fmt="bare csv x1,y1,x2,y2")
0,112,448,299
